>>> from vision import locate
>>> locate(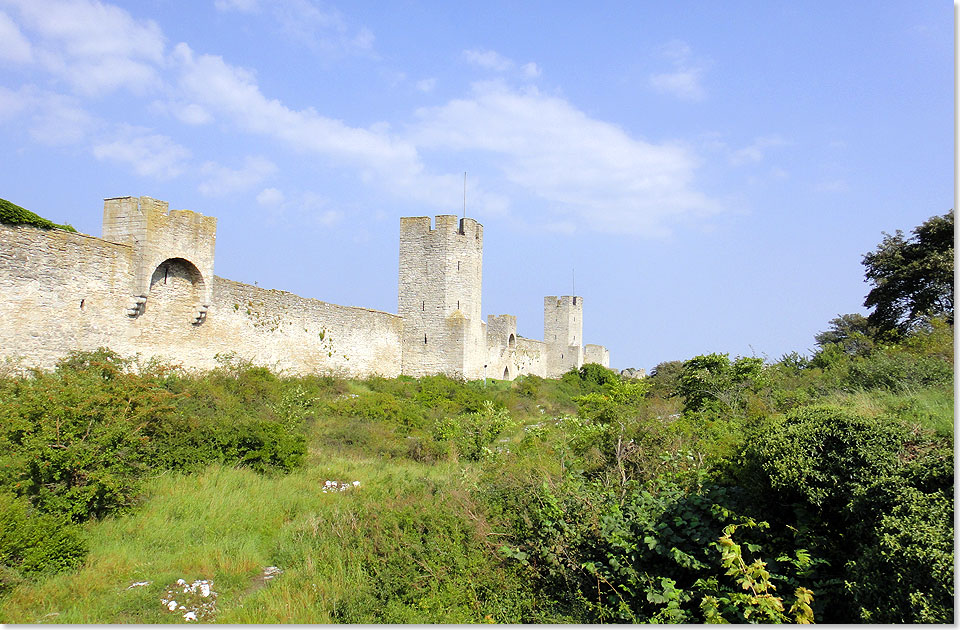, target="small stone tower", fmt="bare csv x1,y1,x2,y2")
544,295,584,377
399,215,484,379
102,196,216,324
